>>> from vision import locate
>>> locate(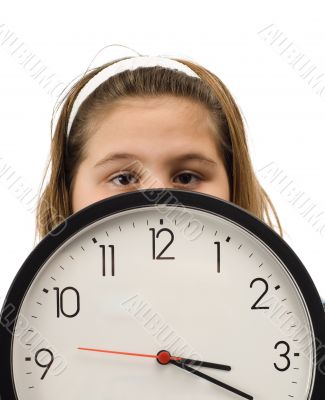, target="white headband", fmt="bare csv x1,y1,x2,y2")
67,55,201,136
